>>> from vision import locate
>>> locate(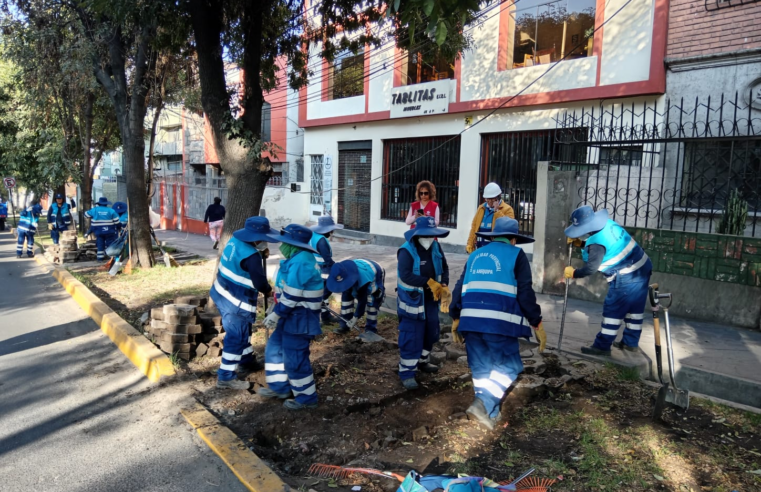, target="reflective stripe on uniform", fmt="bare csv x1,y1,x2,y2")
213,280,257,313
293,384,316,396
266,374,288,383
219,264,254,288
290,375,314,387
462,281,517,295
265,363,285,371
219,362,238,371
626,313,644,320
489,370,513,388
222,352,242,361
618,253,649,275
342,301,354,307
461,308,529,326
601,328,619,336
397,279,422,292
602,317,622,326
398,301,424,315
279,297,322,310
473,378,505,399
283,284,324,297
599,239,637,271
